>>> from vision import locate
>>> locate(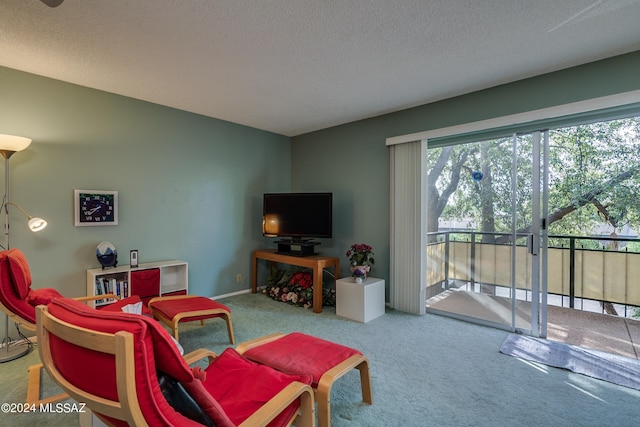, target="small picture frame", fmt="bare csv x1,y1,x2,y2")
74,190,118,226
